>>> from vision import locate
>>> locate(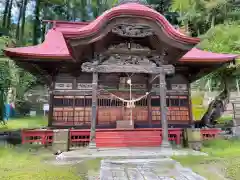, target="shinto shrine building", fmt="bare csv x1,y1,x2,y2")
4,1,238,148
